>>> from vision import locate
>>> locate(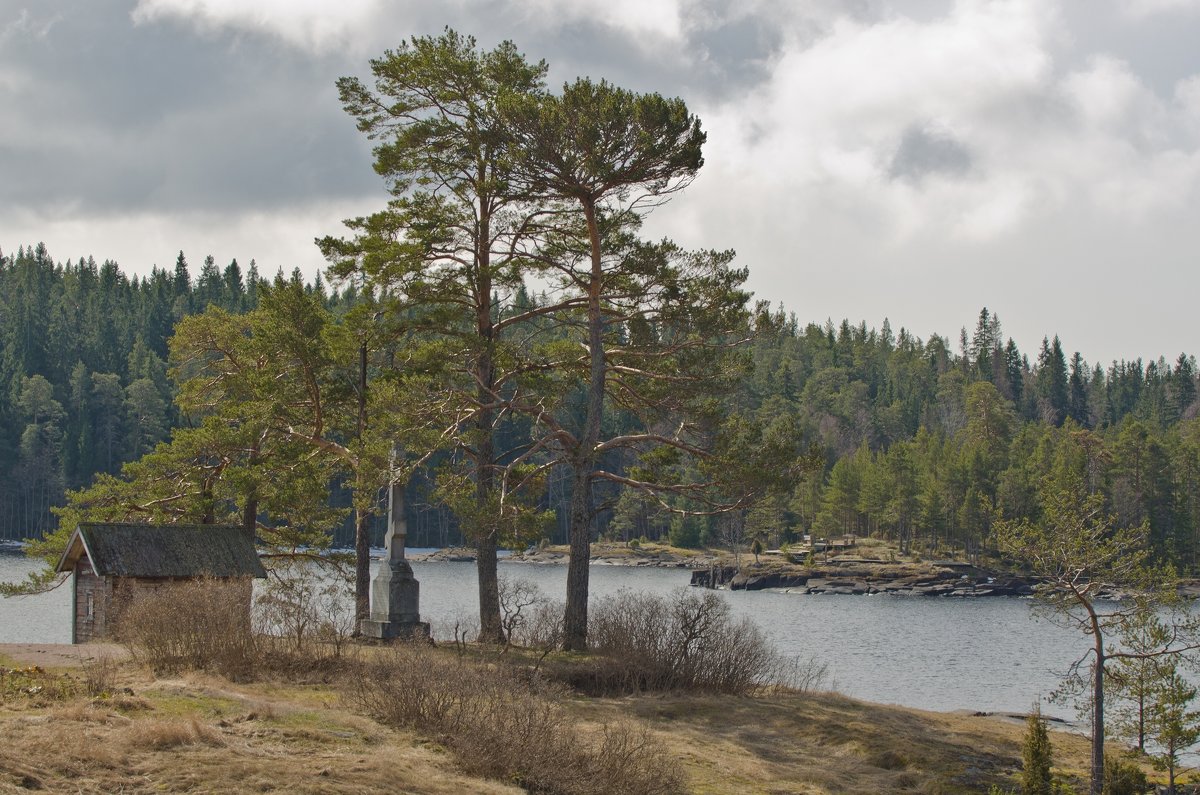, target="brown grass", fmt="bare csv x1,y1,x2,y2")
607,690,1099,795
346,643,683,795
0,667,524,795
0,645,1166,795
